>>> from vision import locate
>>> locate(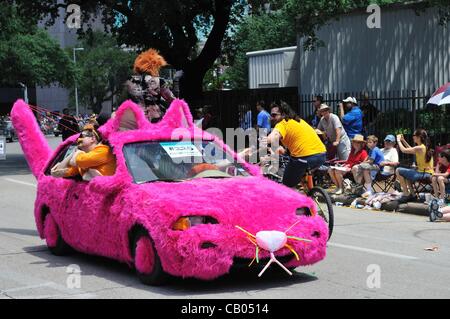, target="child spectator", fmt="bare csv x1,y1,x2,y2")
431,149,450,206
396,129,434,201
328,134,368,195
352,135,385,198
